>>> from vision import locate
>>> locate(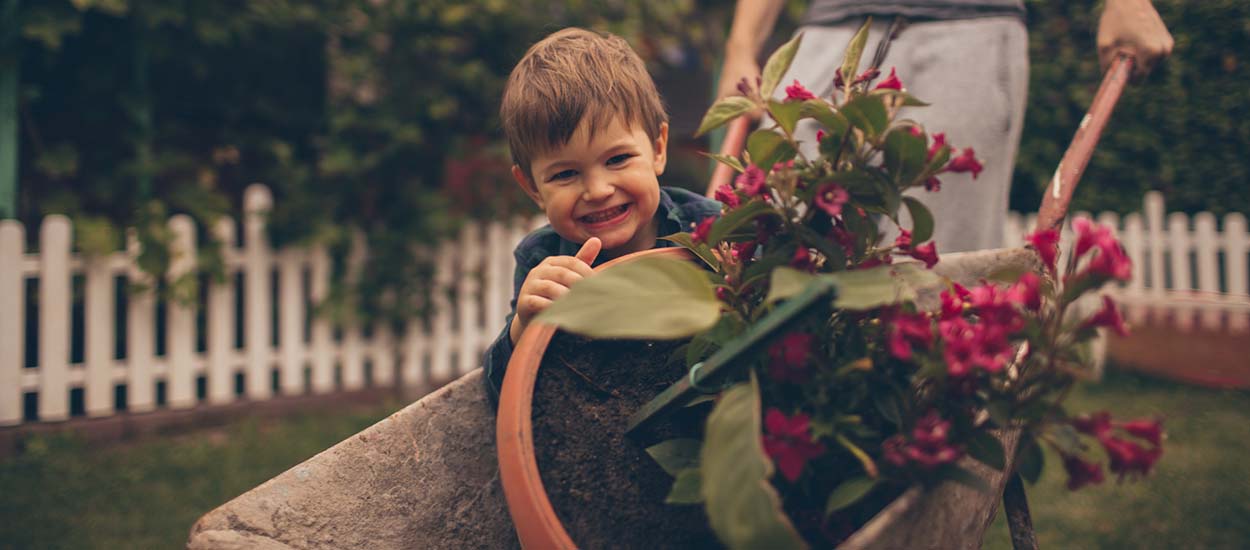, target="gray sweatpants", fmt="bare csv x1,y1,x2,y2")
777,17,1029,253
